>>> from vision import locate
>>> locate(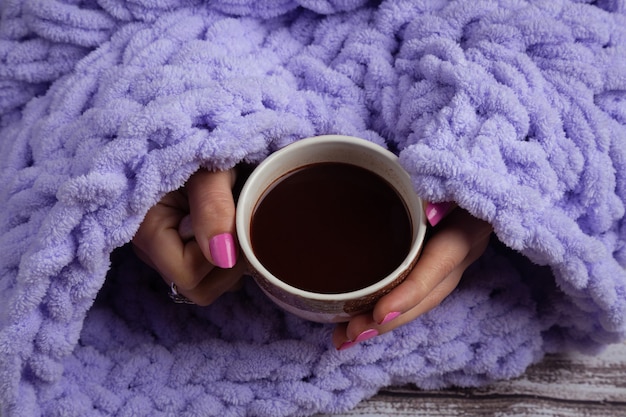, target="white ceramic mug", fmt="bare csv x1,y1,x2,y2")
236,135,427,323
